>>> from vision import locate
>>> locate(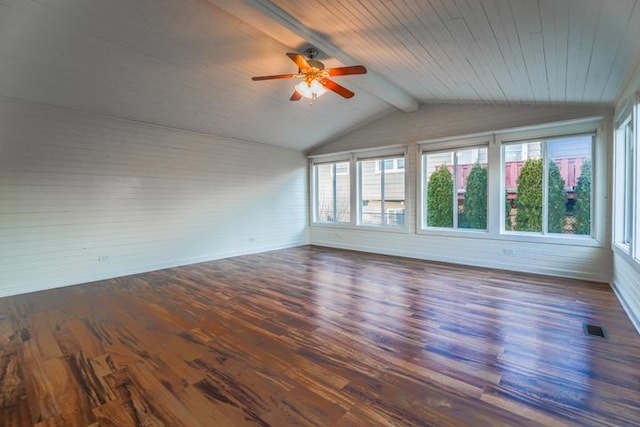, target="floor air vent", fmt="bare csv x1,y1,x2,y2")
583,323,607,339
